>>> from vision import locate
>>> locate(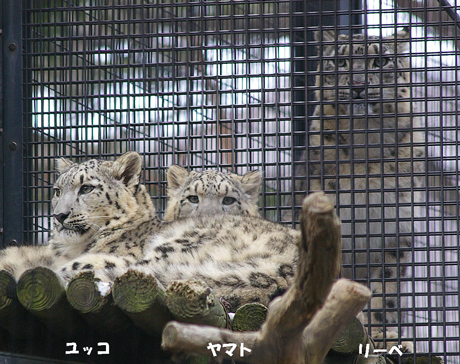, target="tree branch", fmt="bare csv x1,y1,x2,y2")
162,192,372,364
